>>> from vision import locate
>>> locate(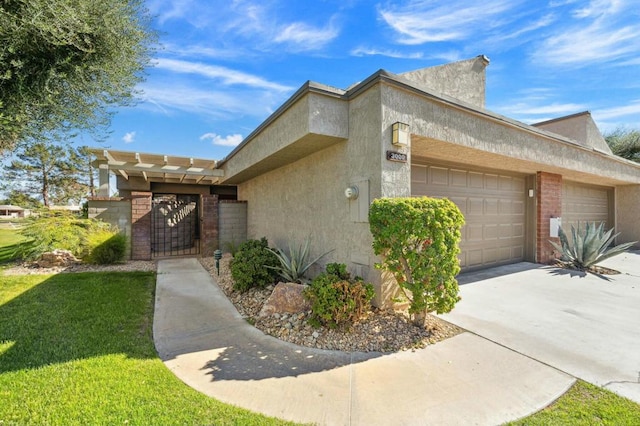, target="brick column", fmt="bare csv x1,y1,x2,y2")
131,191,152,260
536,172,562,264
200,194,219,256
